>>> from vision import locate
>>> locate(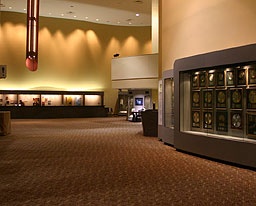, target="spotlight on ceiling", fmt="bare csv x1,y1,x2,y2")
113,53,120,58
